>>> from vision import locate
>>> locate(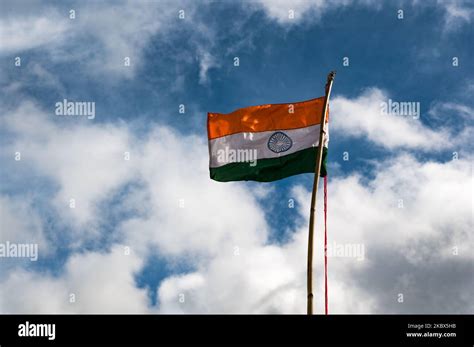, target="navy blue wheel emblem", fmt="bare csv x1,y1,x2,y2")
267,131,293,153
